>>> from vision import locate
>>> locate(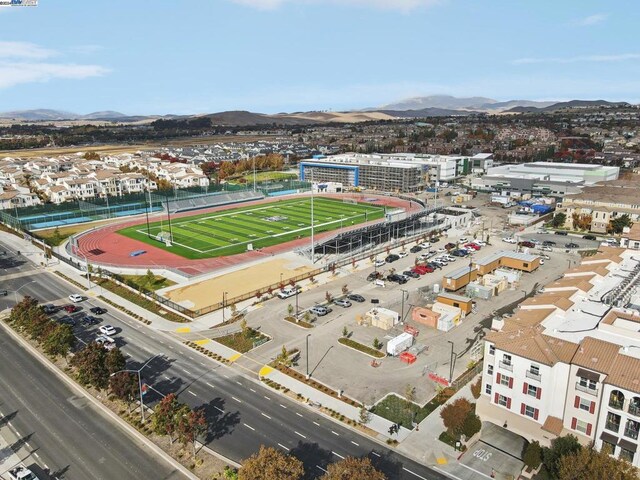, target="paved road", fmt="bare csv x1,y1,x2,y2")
0,323,184,480
0,242,448,480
